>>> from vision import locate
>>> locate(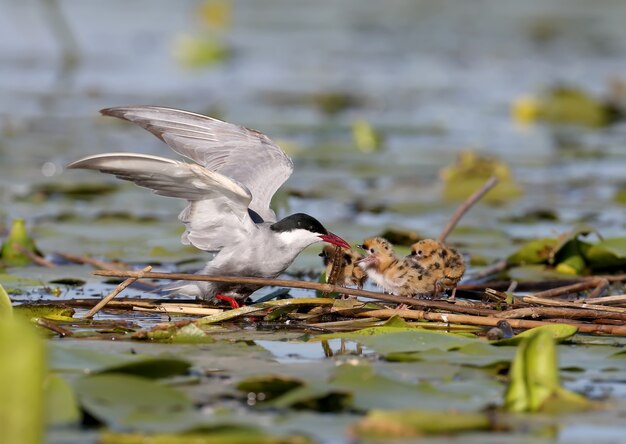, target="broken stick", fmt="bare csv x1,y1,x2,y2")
84,265,152,319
